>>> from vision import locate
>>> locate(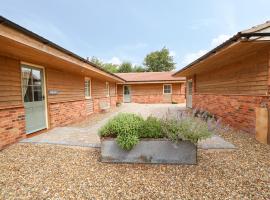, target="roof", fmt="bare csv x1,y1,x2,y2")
115,71,185,83
0,16,125,82
174,20,270,77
